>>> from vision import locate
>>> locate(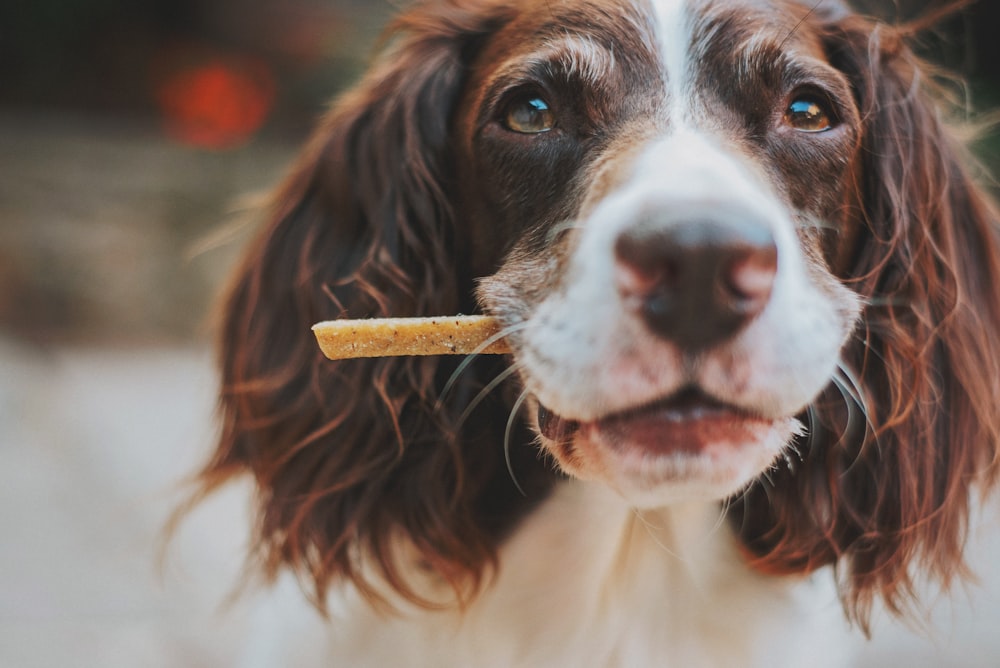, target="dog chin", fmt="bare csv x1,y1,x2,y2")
545,412,803,509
